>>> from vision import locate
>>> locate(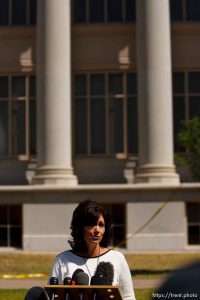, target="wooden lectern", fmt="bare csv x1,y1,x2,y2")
45,285,122,300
